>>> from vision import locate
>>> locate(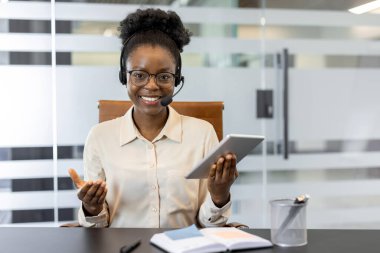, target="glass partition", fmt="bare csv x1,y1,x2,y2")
0,1,55,225
262,0,380,228
1,0,380,228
